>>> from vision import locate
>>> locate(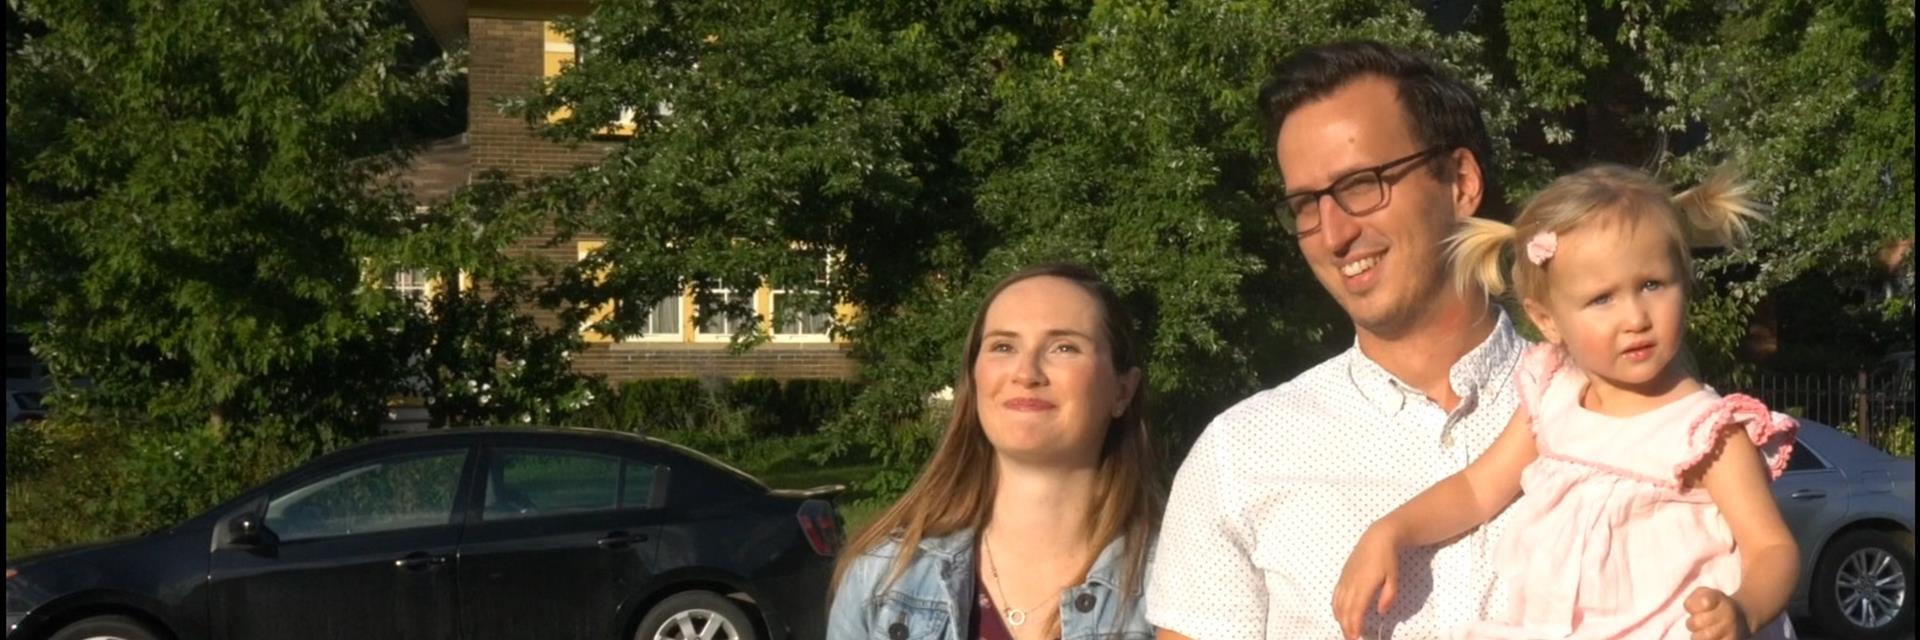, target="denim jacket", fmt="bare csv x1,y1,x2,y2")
827,529,1154,640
